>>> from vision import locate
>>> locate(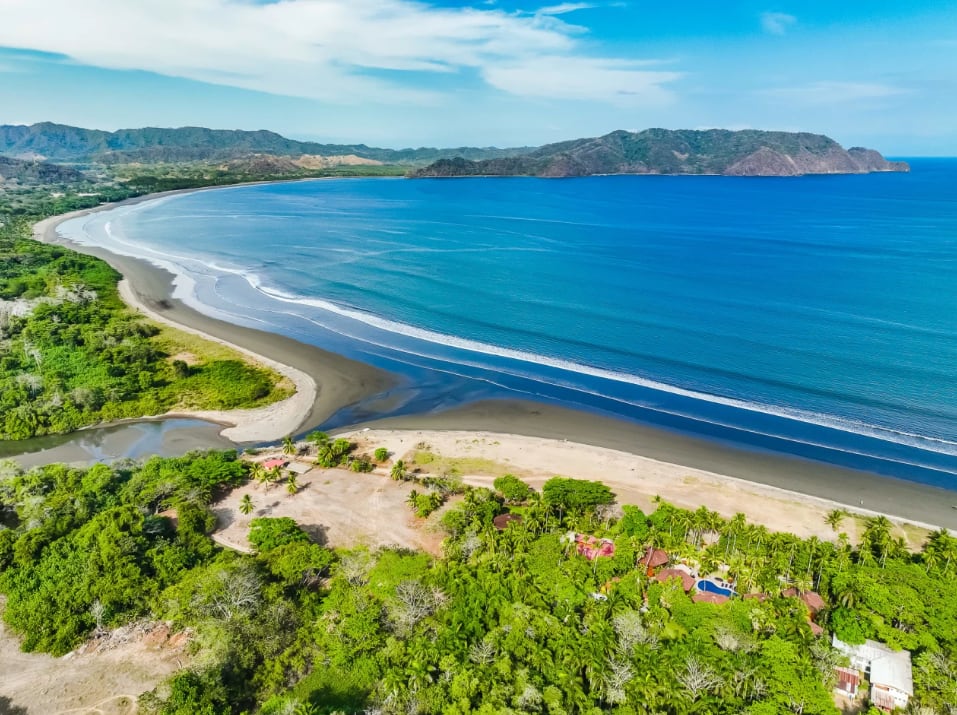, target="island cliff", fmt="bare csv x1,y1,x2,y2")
410,129,909,178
